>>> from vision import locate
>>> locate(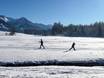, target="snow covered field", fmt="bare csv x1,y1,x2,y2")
0,66,104,78
1,32,104,78
0,31,104,64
